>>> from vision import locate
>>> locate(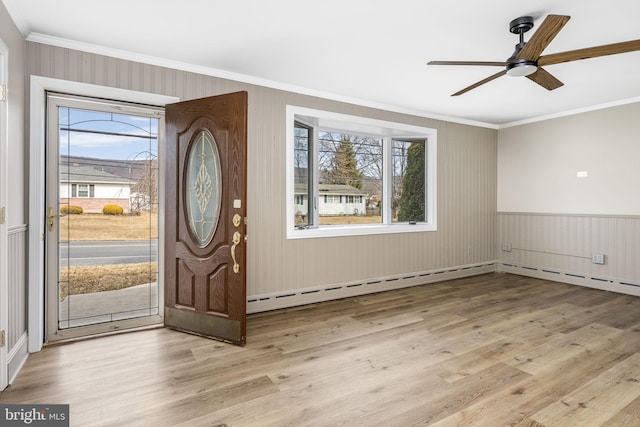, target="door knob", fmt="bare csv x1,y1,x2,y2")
48,207,56,232
230,231,241,273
